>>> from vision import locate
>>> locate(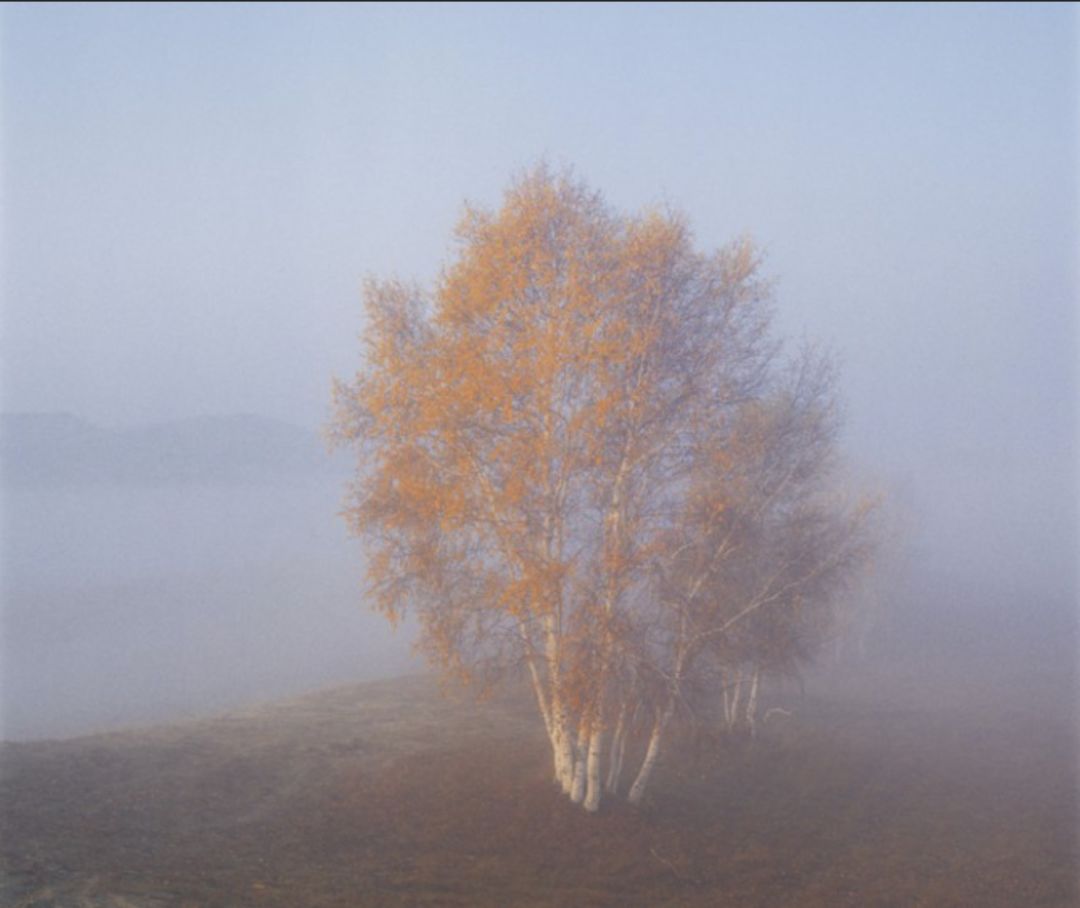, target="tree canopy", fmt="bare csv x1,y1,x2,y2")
330,166,873,811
